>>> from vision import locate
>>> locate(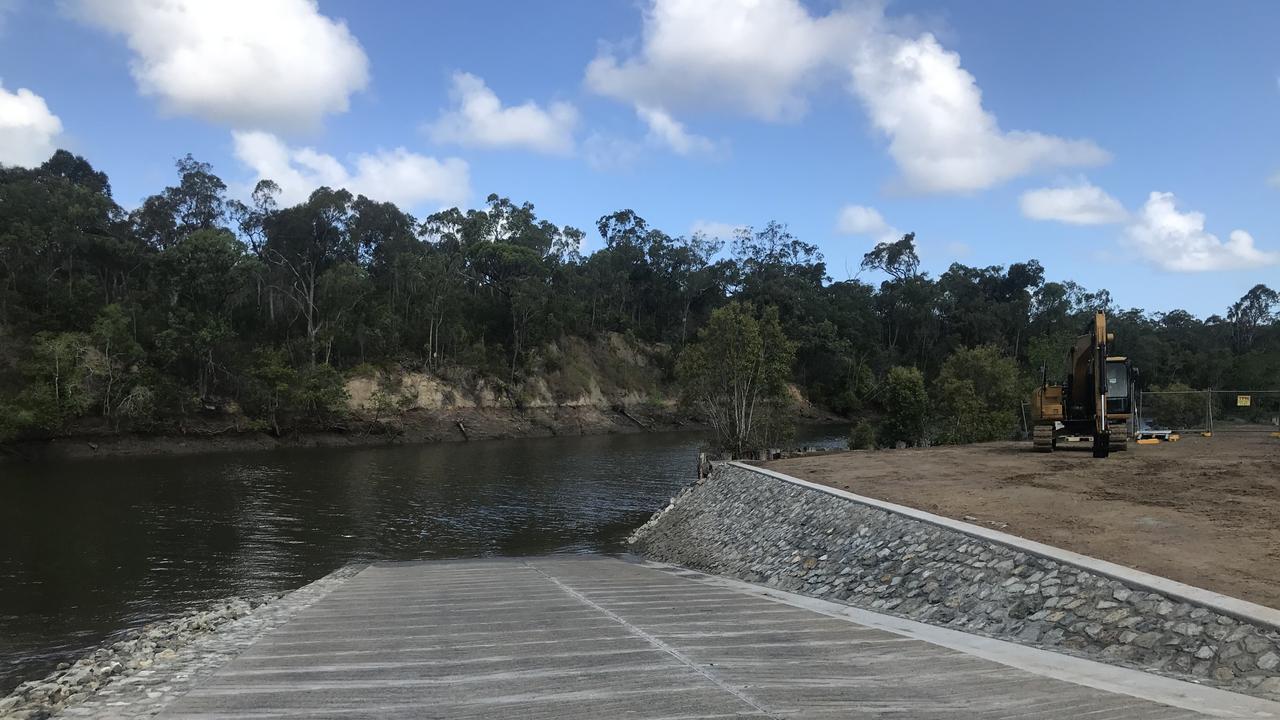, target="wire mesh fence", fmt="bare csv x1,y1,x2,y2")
1209,390,1280,432
1136,390,1211,433
1136,389,1280,434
